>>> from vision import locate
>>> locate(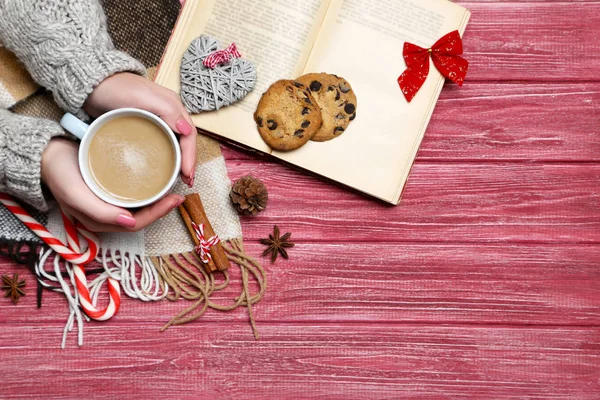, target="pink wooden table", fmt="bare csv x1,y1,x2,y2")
1,1,599,398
